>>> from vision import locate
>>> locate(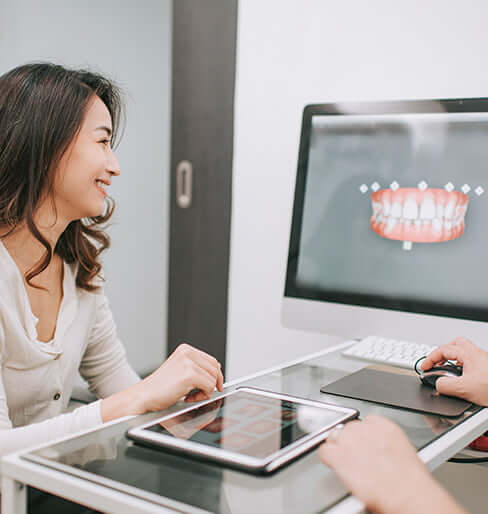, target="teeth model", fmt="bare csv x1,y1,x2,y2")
370,188,469,243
